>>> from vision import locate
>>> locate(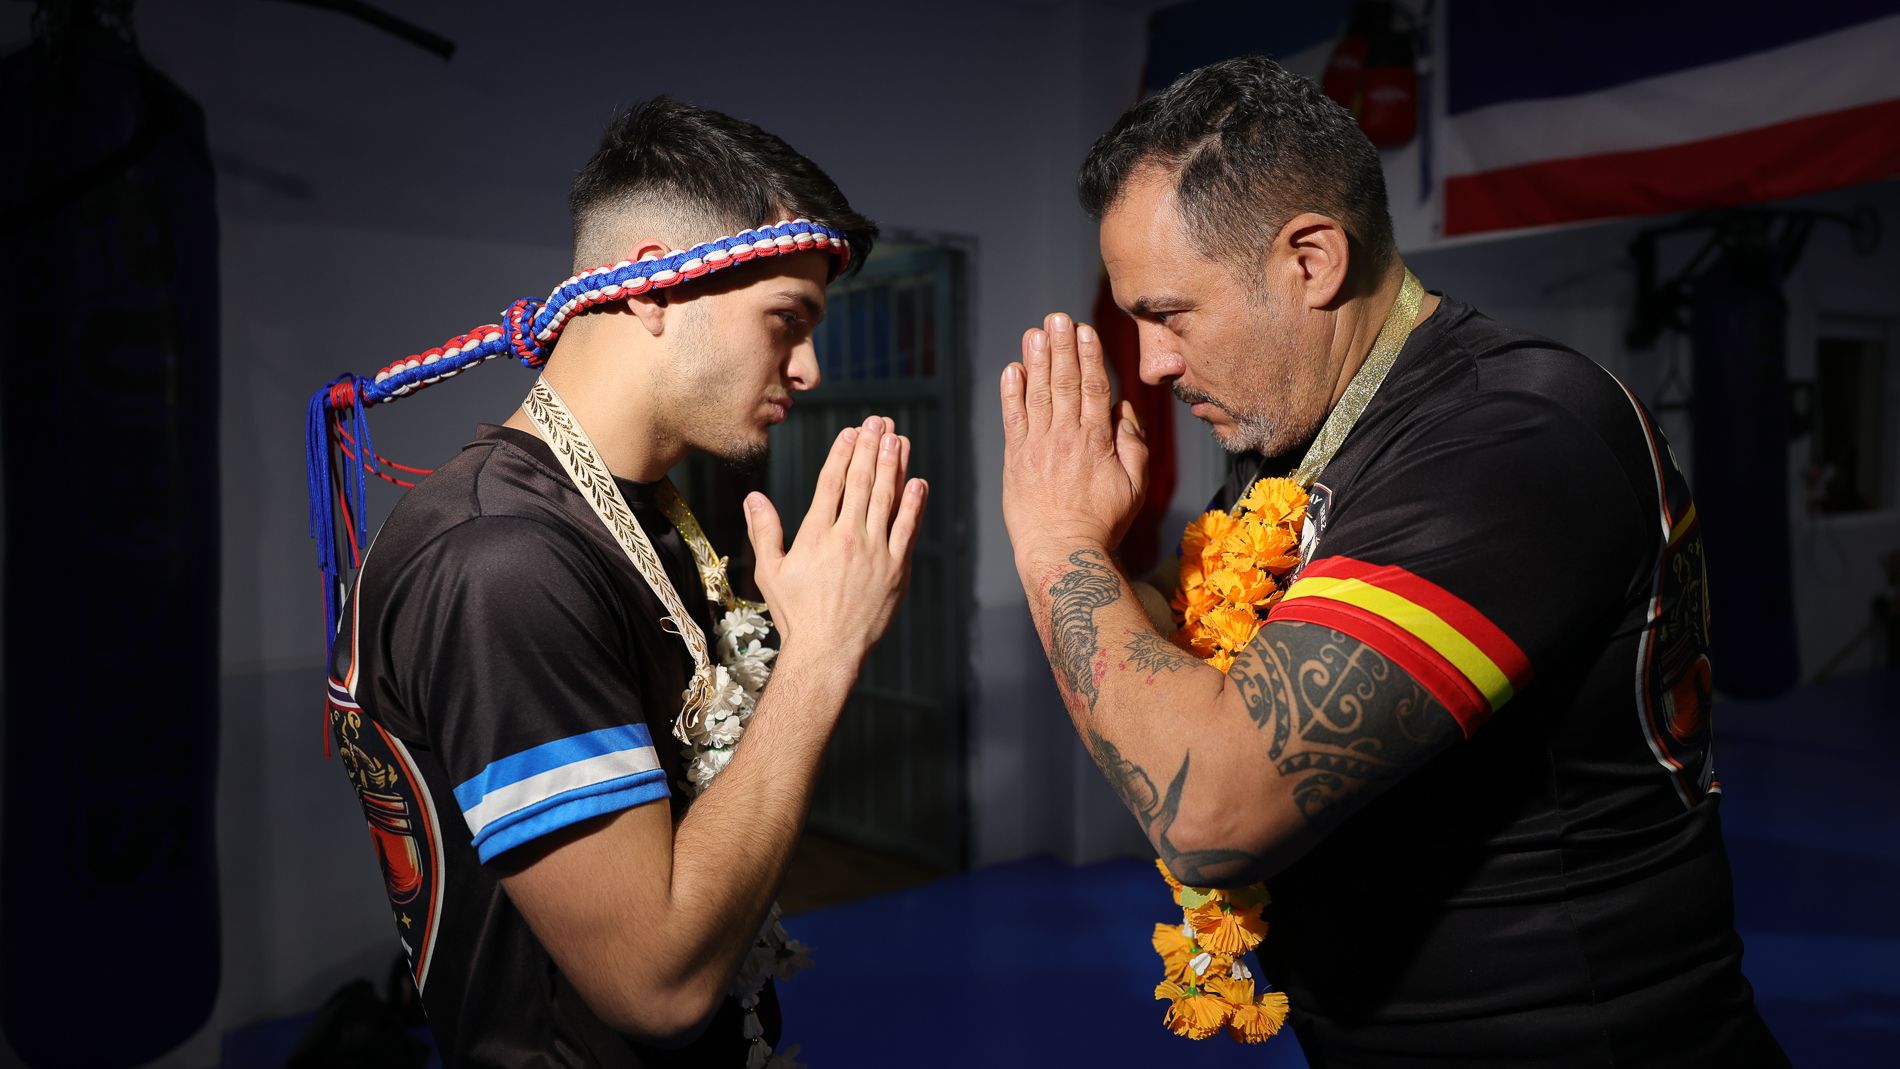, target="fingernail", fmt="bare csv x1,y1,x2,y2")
1003,364,1019,383
864,414,879,430
842,427,858,443
1030,333,1046,352
1050,313,1071,331
882,433,897,453
1078,324,1095,345
745,492,762,513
